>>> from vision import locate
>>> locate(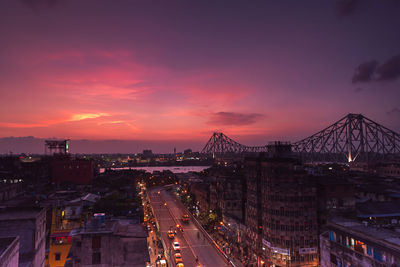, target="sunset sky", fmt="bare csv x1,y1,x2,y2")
1,0,400,153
